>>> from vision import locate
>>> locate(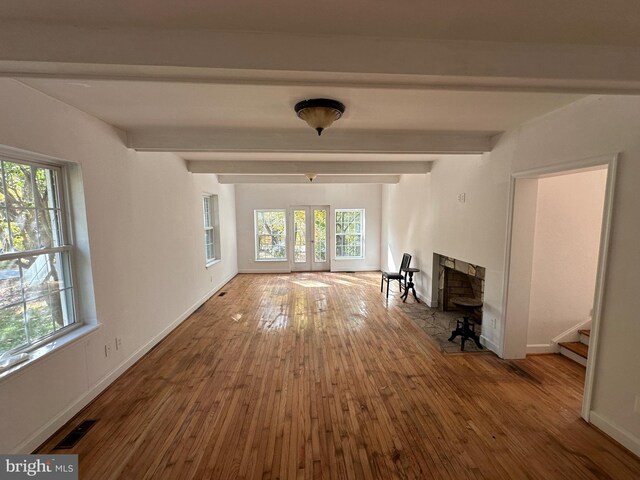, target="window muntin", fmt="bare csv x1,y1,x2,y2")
255,209,287,261
335,209,365,259
0,159,76,356
203,195,218,264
